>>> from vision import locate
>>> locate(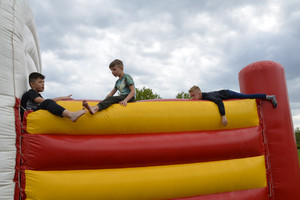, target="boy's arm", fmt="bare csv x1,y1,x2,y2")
25,90,45,105
51,94,73,102
105,88,117,99
205,96,225,116
205,95,228,126
119,85,135,107
33,96,45,104
33,95,72,103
